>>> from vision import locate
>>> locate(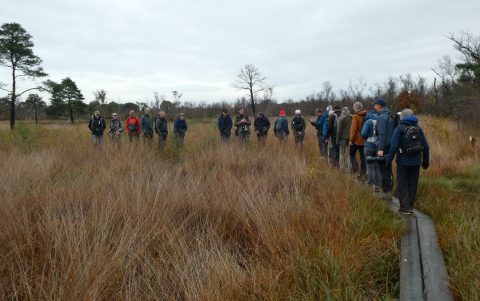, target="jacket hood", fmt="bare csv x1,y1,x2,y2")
365,111,377,121
356,109,367,116
400,115,418,126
